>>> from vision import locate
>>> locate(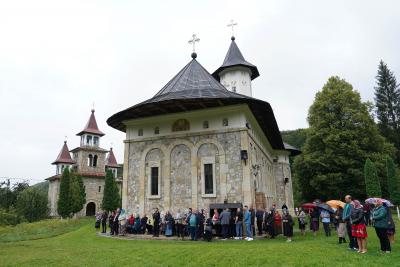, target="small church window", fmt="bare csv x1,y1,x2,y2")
222,118,229,127
154,127,159,135
86,135,92,145
93,155,98,167
172,119,190,132
88,154,93,167
98,186,101,193
203,121,209,129
138,129,143,136
204,164,214,194
150,167,159,196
